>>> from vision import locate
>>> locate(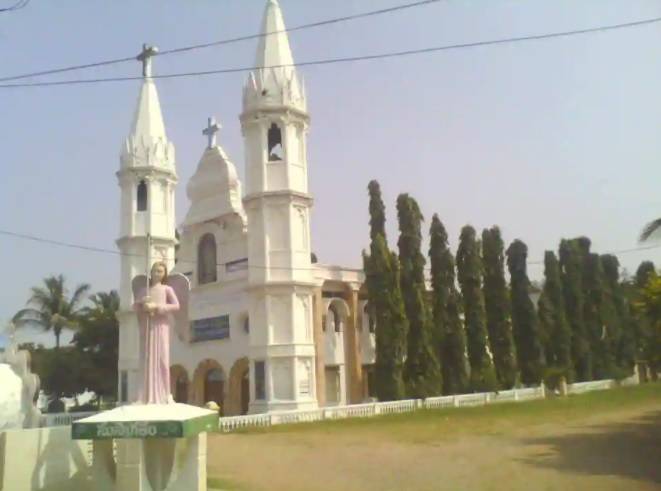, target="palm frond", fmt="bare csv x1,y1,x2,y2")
69,283,91,309
640,218,661,242
13,308,50,329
